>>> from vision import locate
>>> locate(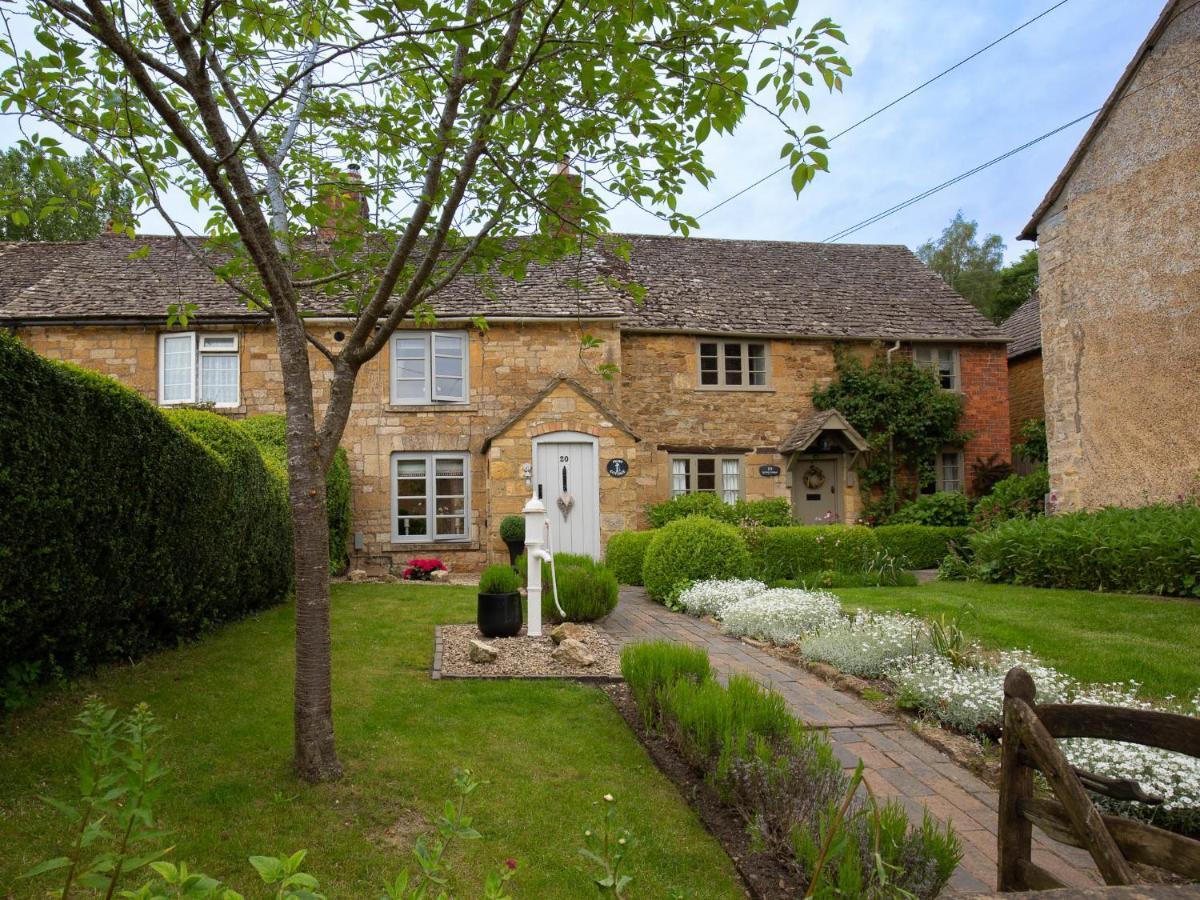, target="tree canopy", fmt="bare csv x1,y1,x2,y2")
0,146,133,240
